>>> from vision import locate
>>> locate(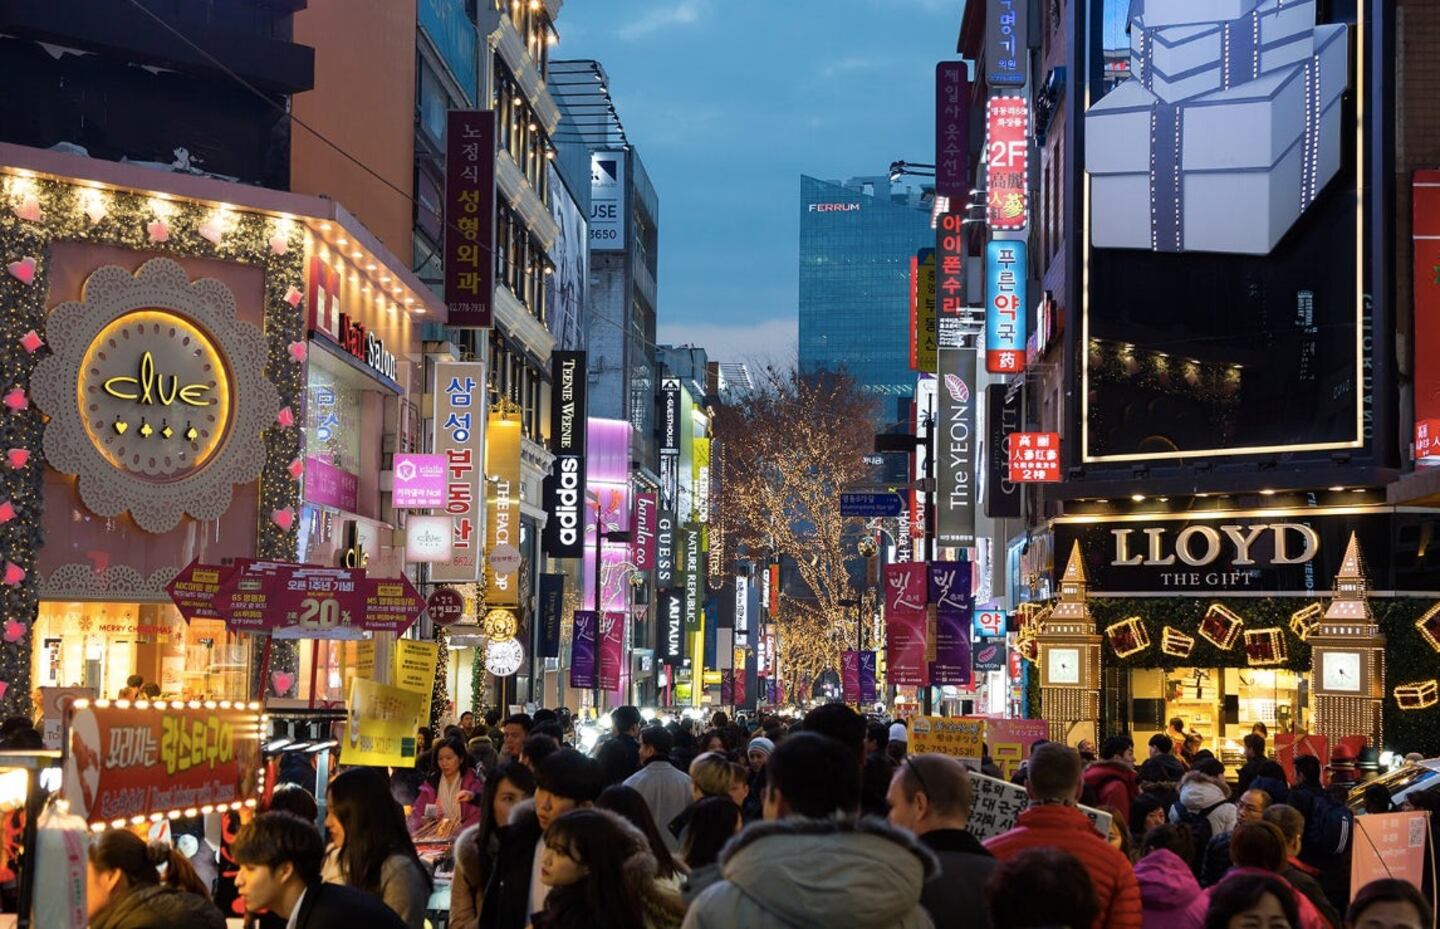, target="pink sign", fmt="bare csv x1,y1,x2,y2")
633,492,657,571
304,456,359,512
884,563,929,614
986,719,1051,780
392,453,447,508
206,560,423,638
885,563,929,685
1350,811,1429,898
598,611,625,691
